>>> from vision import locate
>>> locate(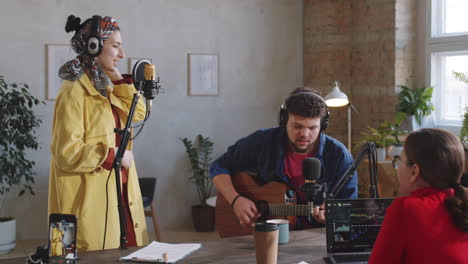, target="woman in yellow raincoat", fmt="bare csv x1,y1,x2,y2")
50,224,64,256
48,15,149,251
